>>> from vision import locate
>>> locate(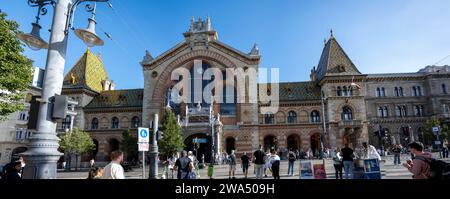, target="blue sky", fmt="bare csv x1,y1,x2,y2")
2,0,450,89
